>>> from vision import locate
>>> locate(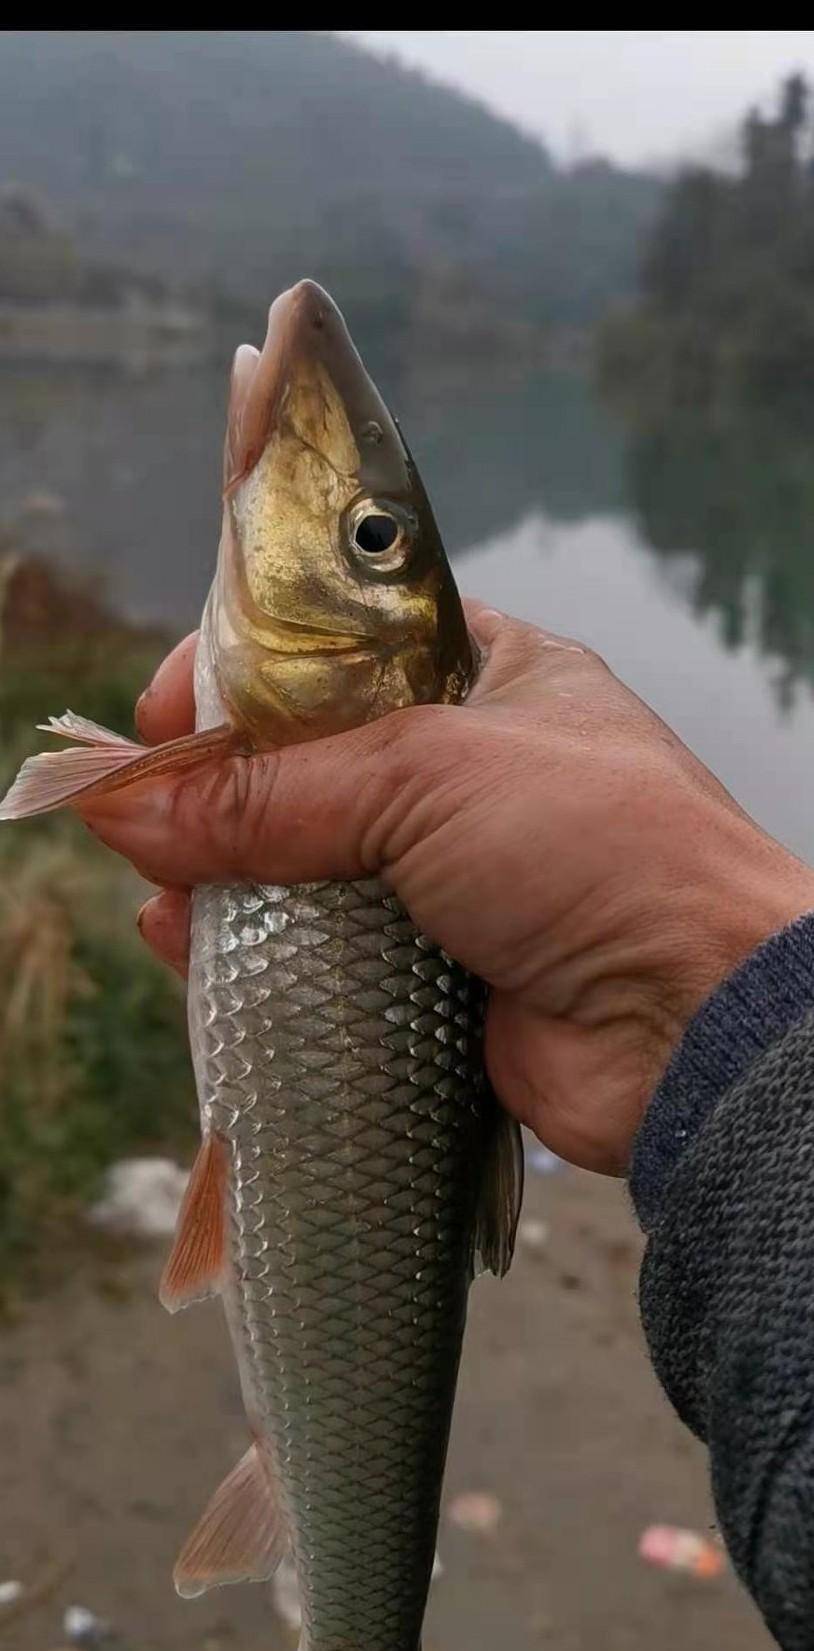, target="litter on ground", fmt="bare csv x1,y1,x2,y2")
88,1158,188,1237
638,1524,725,1579
448,1491,503,1534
